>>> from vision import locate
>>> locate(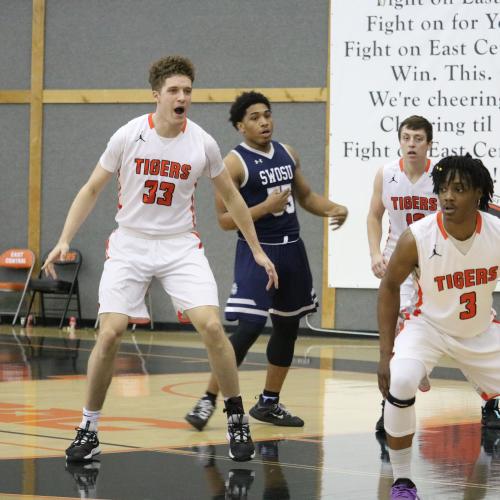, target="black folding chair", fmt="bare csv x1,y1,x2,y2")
26,249,82,329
